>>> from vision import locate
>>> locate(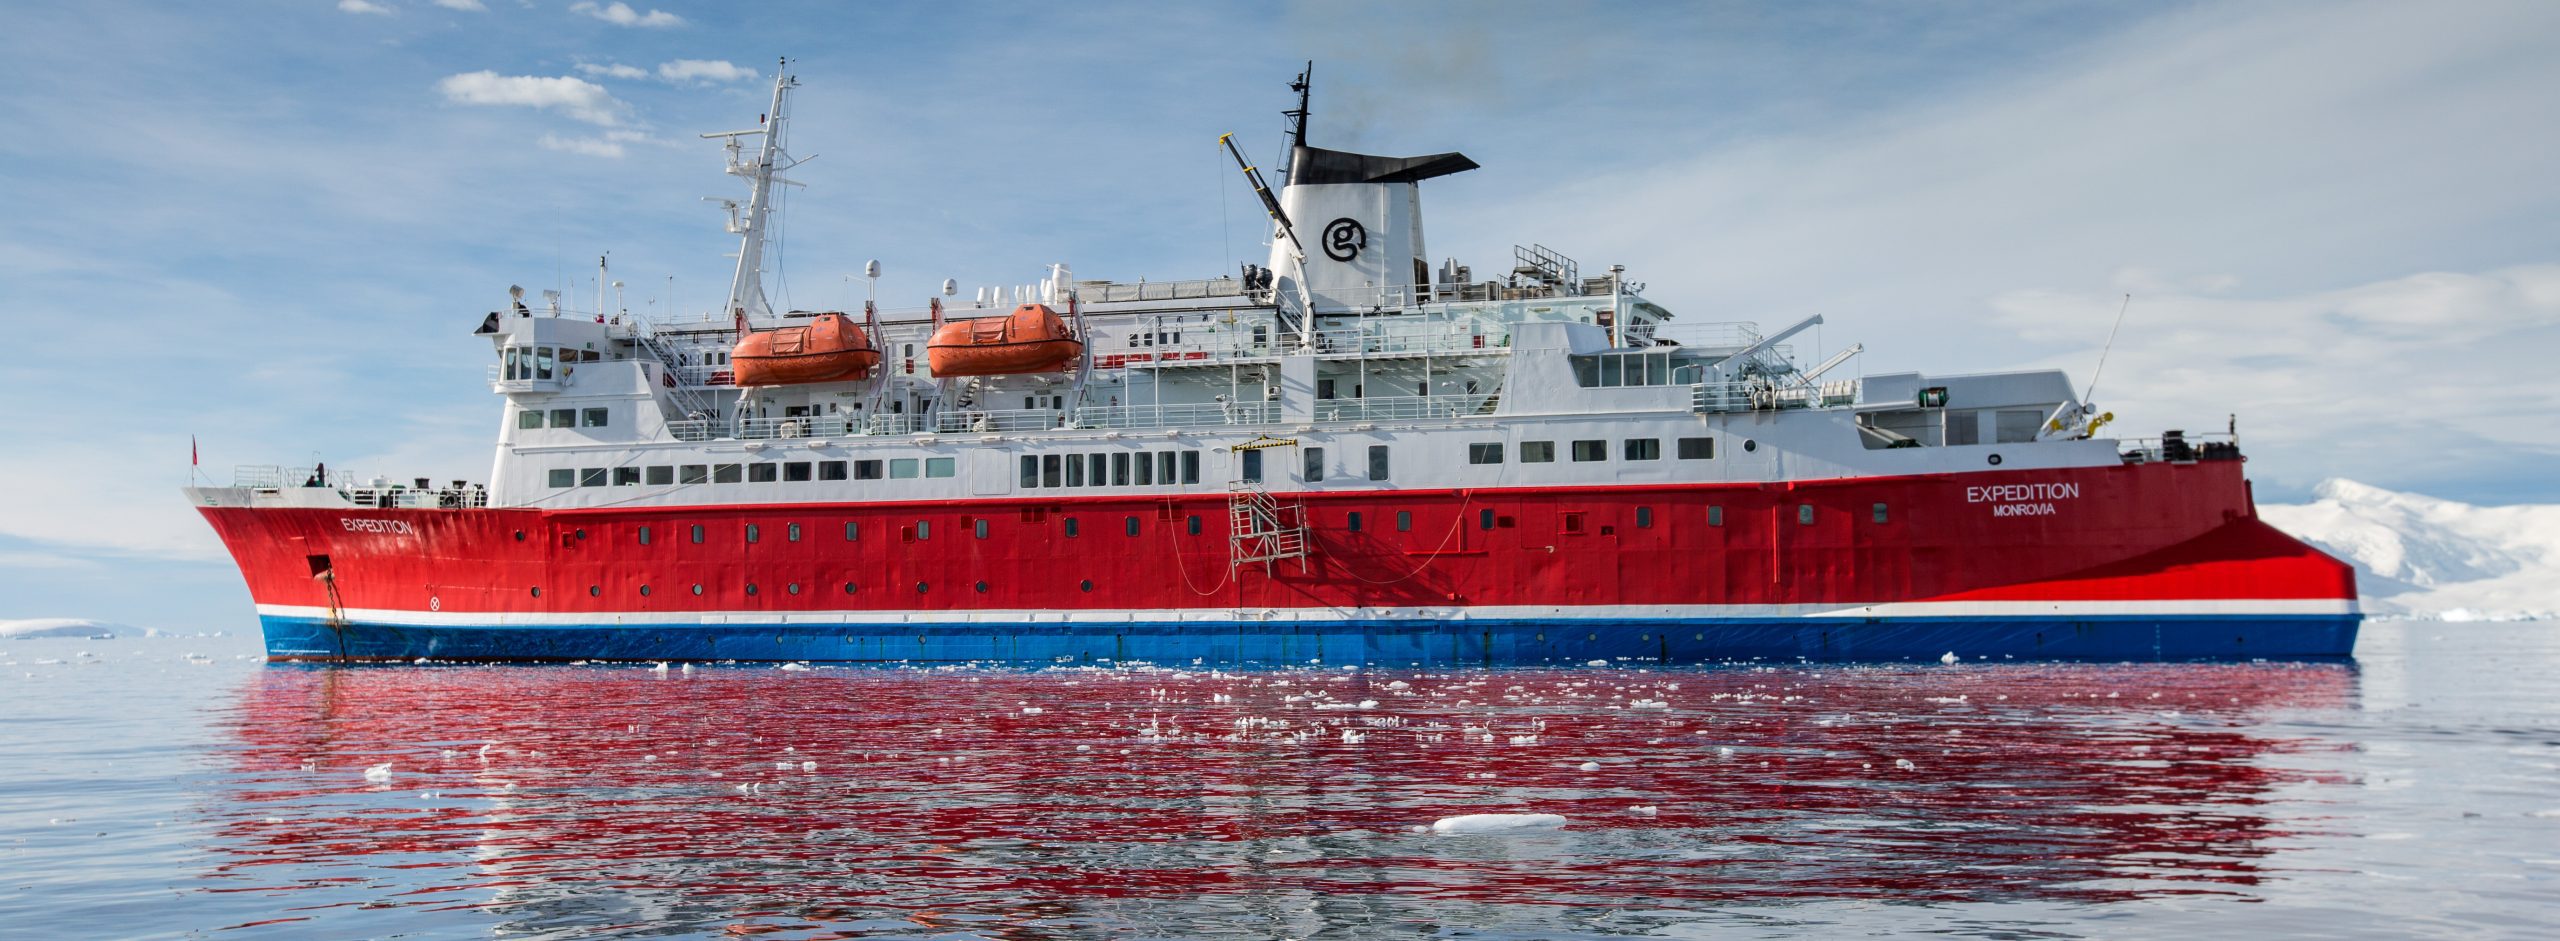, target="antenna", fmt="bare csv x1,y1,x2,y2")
2083,293,2132,405
1284,61,1312,149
